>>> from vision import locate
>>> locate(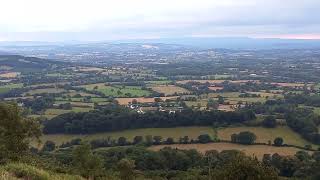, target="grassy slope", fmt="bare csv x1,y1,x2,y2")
0,163,83,180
